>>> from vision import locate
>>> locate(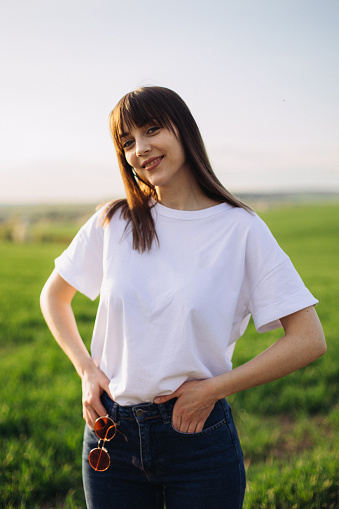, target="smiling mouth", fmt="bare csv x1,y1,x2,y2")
143,156,163,170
